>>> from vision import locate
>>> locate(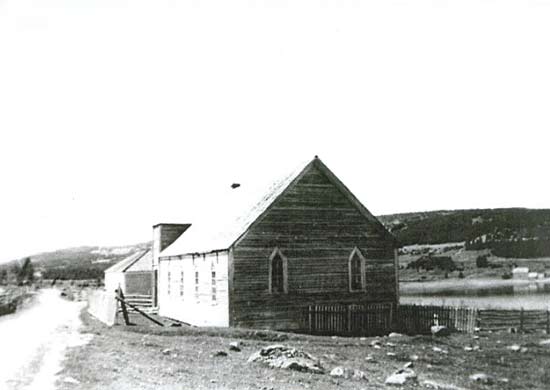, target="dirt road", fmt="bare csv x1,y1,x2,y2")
0,289,92,390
